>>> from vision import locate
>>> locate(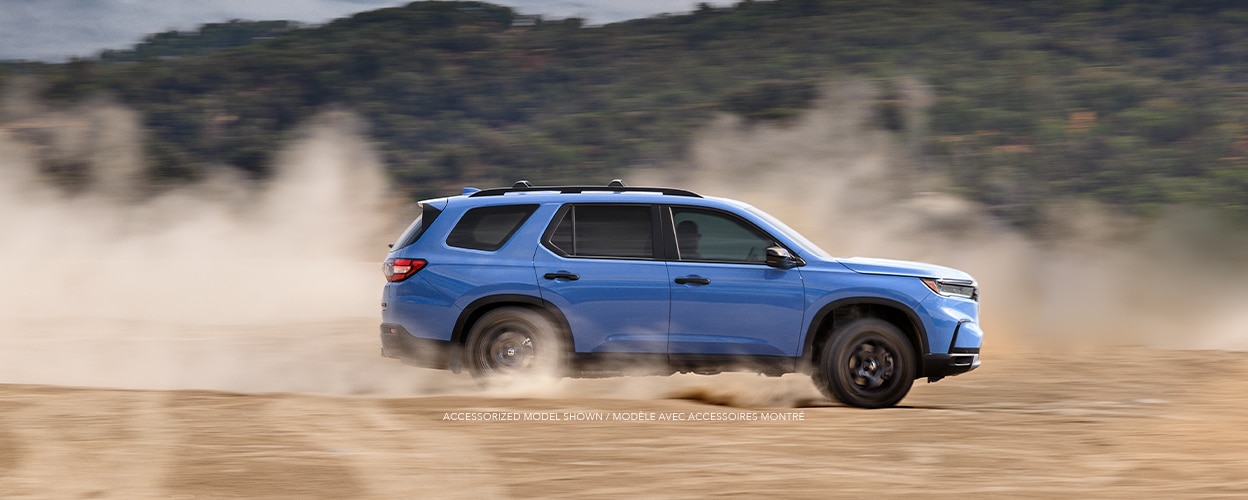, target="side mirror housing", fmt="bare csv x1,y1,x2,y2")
765,246,798,269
